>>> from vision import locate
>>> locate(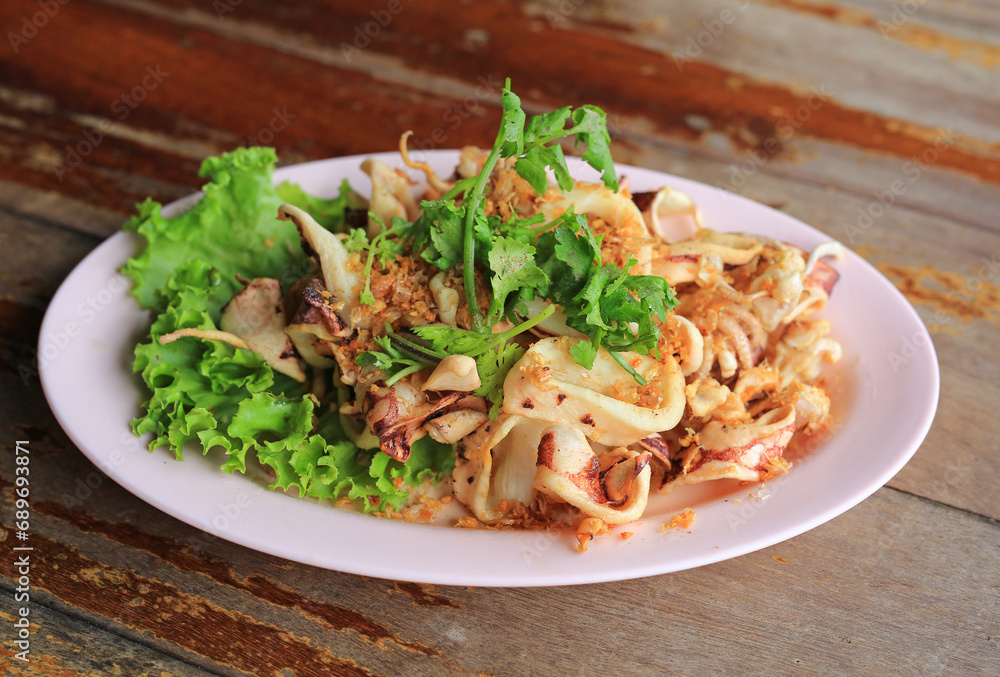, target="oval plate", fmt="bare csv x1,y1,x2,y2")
39,151,939,586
